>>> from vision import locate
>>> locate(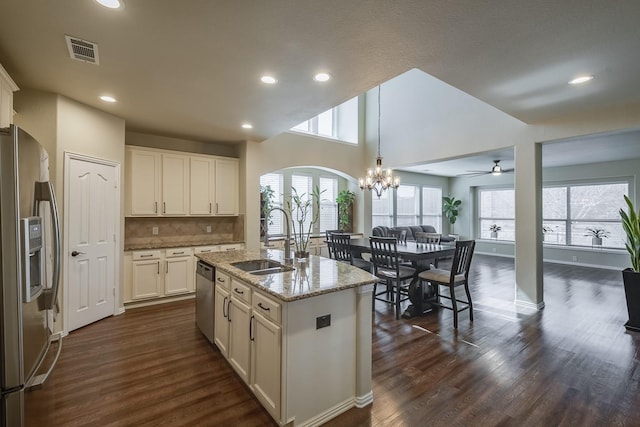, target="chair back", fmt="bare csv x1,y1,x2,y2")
449,240,476,282
387,229,407,244
369,237,402,275
415,231,441,244
331,233,353,262
325,229,341,259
